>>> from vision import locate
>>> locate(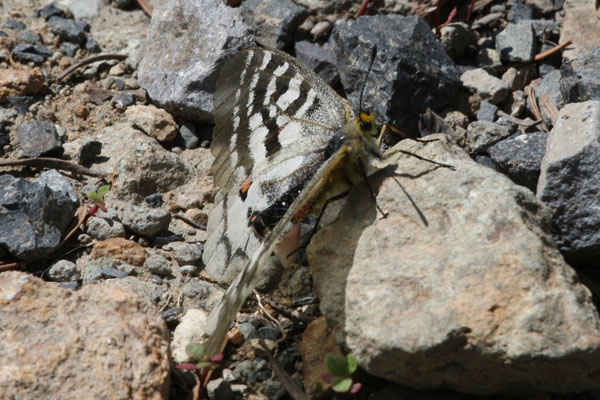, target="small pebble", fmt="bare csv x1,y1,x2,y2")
112,92,135,109
180,264,199,276
258,327,282,341
3,19,26,31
